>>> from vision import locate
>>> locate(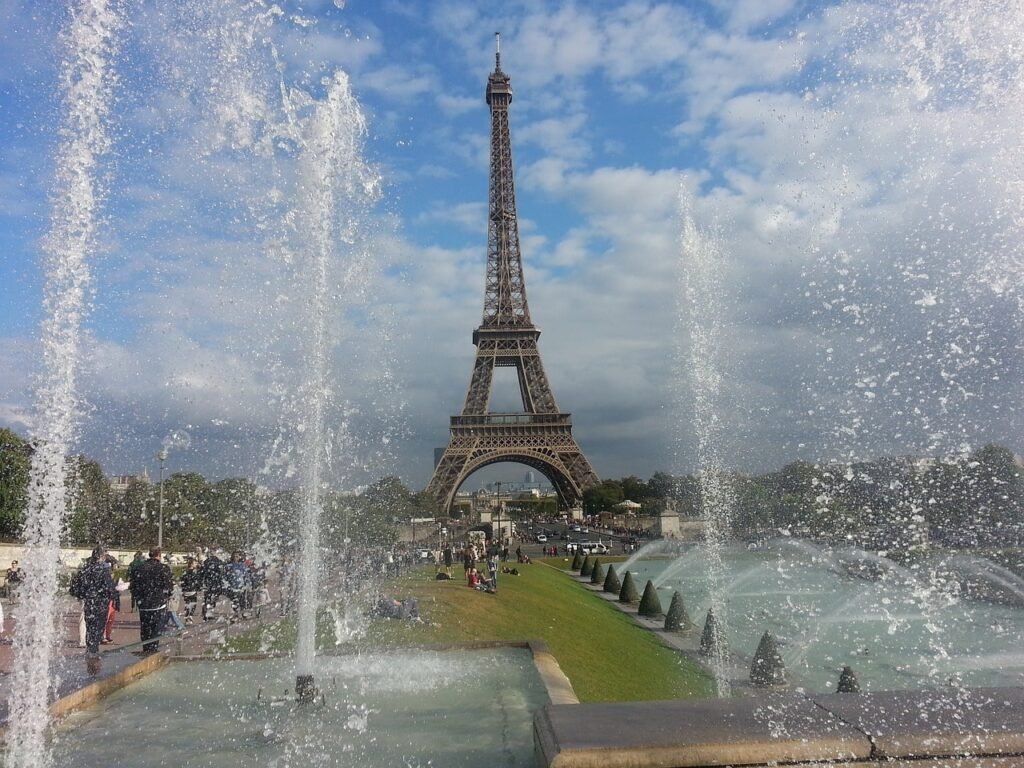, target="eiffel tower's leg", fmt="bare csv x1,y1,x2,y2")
462,354,494,415
425,451,469,510
519,352,558,414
